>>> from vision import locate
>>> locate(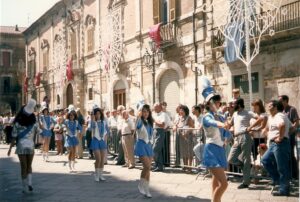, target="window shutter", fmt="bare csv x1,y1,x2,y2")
153,0,161,24
169,0,176,22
